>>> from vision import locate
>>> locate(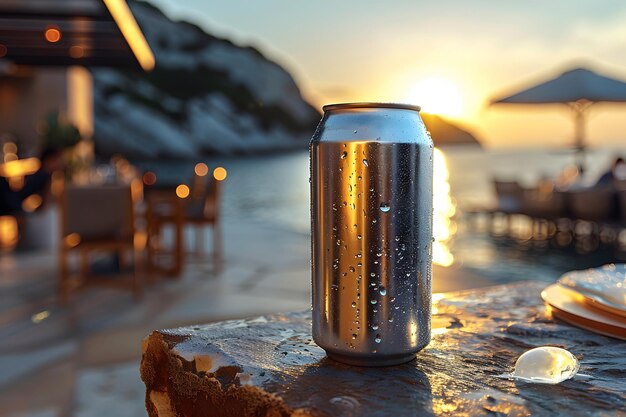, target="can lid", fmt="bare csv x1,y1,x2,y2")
322,102,421,112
